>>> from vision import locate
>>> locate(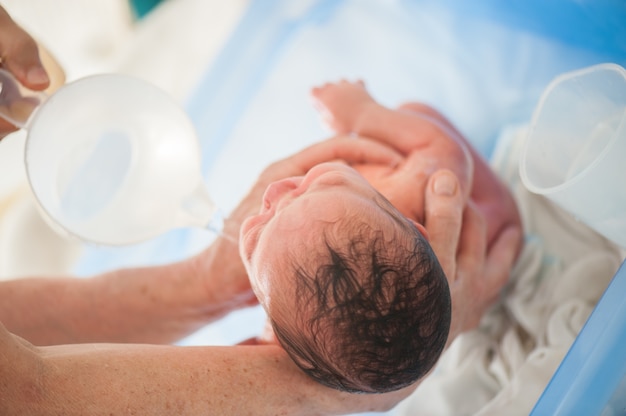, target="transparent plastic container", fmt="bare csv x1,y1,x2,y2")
520,63,626,249
0,69,227,246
